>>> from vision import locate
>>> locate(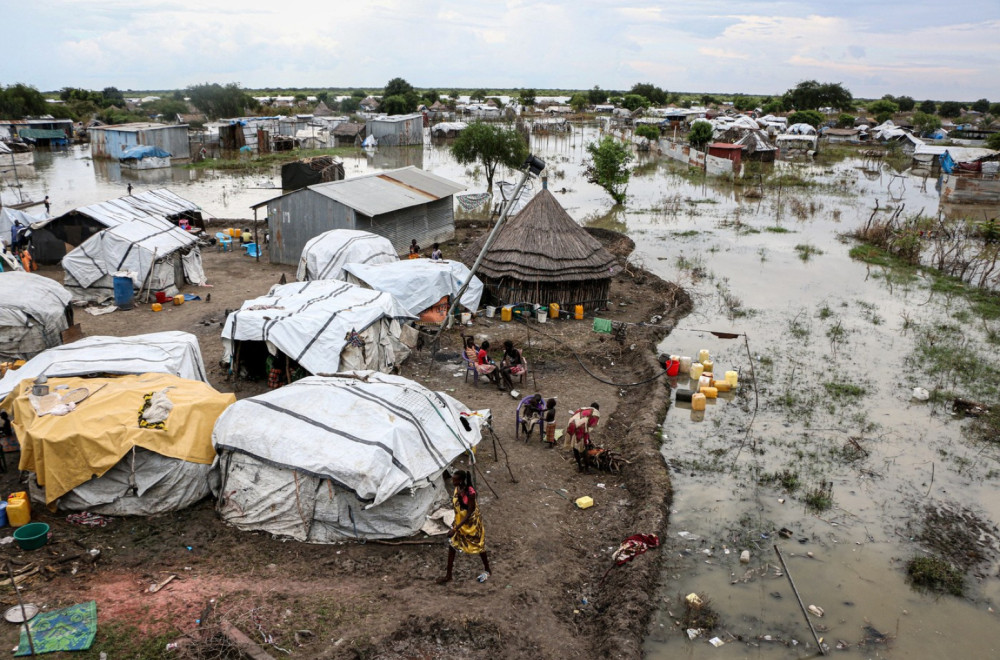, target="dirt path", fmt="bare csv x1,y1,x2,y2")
0,229,690,658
